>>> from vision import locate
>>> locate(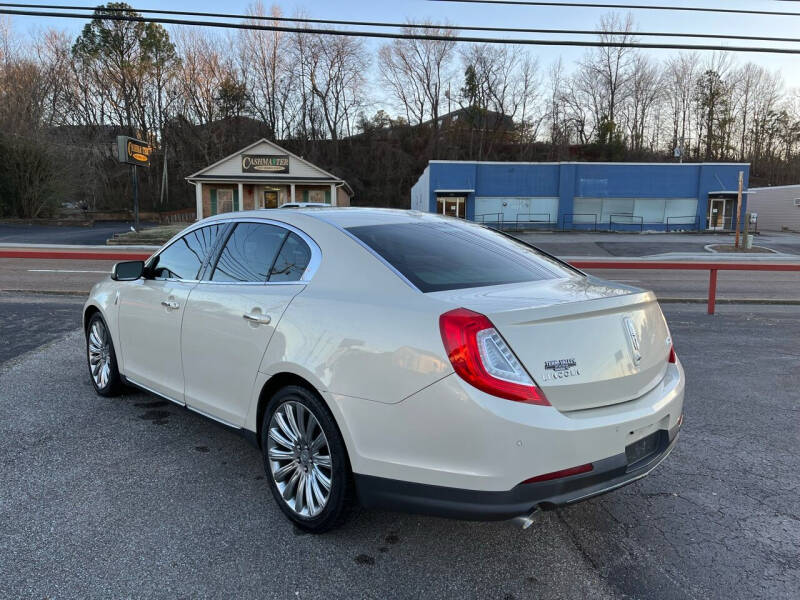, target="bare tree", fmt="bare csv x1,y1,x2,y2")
174,28,233,127
239,2,297,138
664,52,700,158
294,32,368,145
624,54,661,153
578,12,638,140
546,58,570,150
378,22,456,127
